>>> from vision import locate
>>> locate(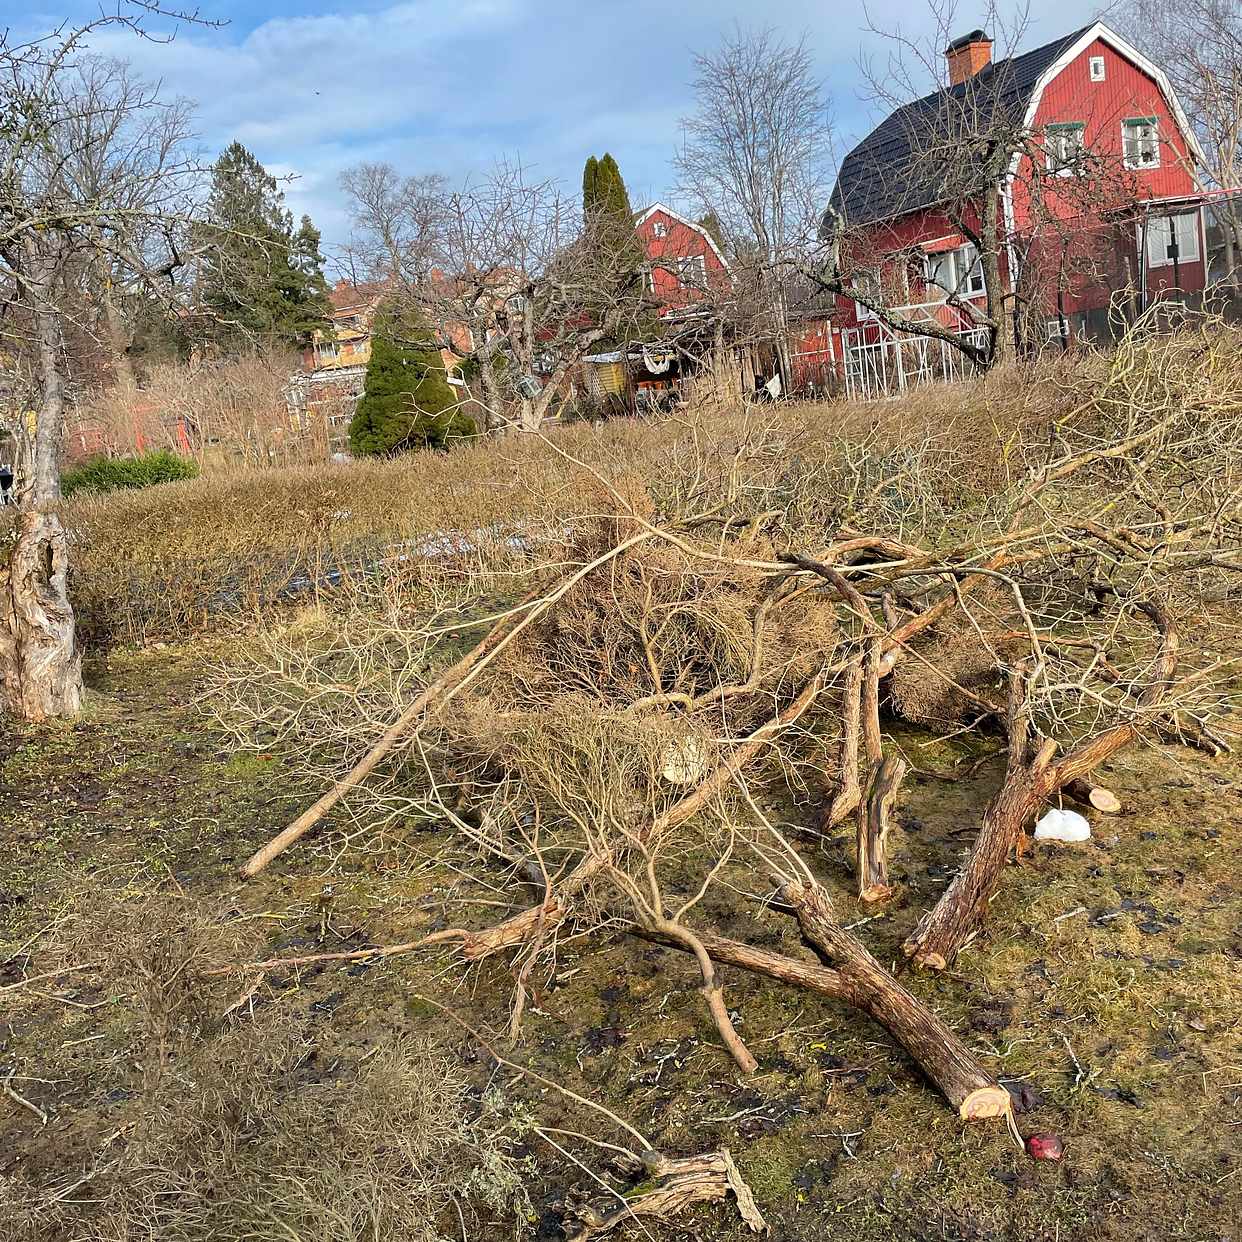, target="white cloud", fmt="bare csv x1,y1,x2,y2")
37,0,1099,259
